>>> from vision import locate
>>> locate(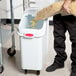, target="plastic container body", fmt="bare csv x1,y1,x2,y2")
18,7,49,71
